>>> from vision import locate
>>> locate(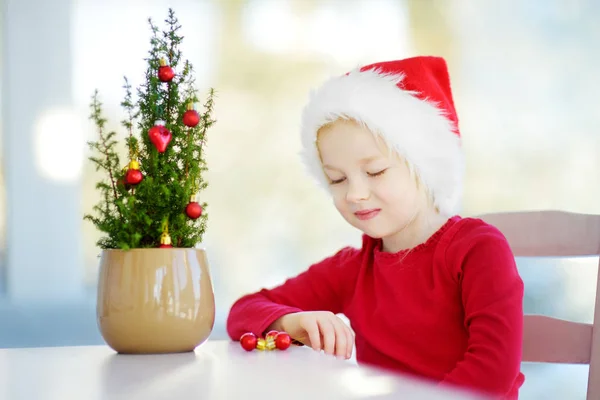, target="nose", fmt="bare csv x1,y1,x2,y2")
345,177,370,203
